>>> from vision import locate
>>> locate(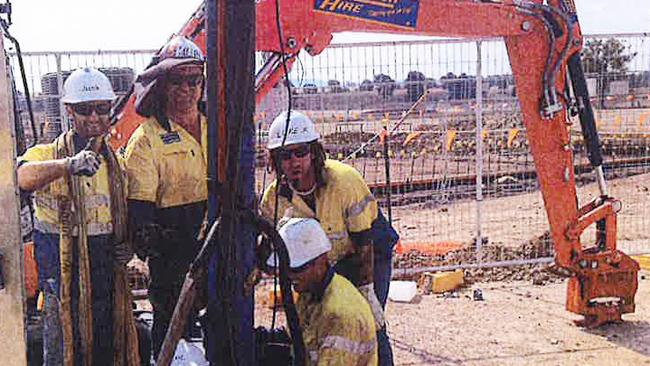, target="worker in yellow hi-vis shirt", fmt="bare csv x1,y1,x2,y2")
123,35,207,359
266,218,377,366
17,67,138,366
260,110,399,366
